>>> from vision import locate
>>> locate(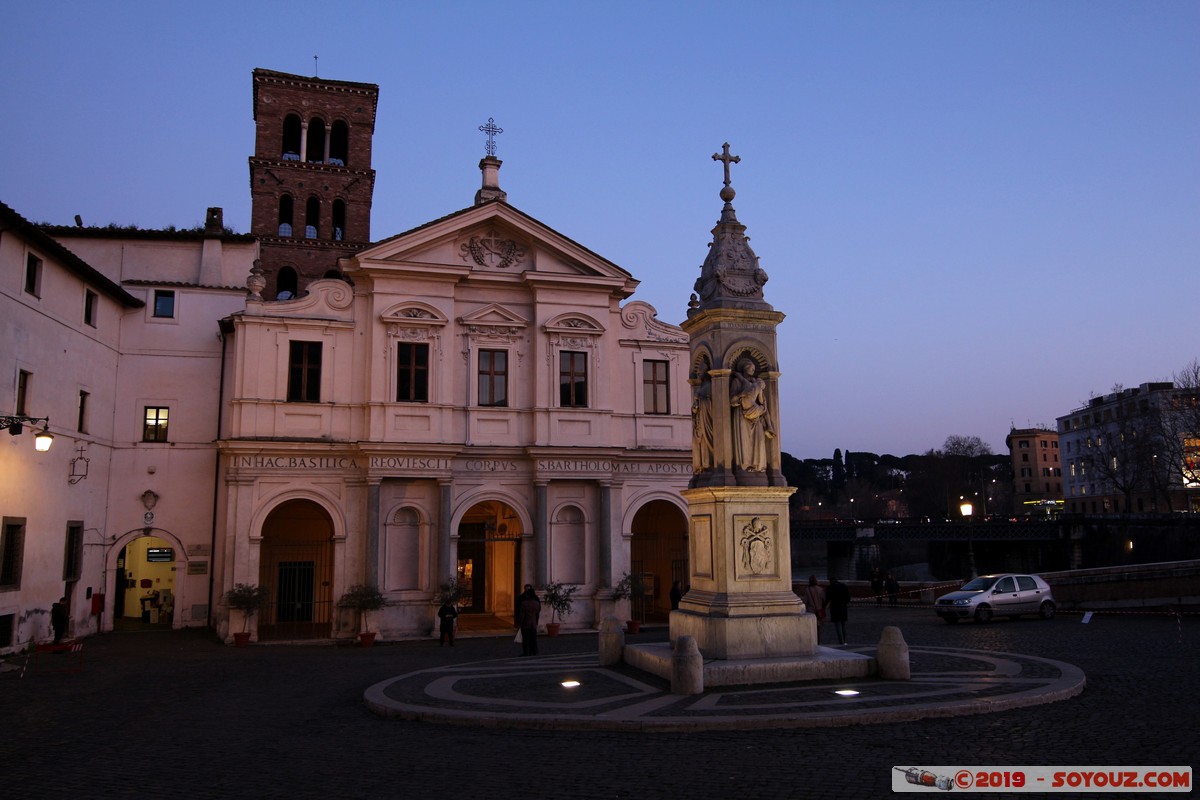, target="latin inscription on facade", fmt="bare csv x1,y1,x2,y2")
231,454,690,476
537,459,690,474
